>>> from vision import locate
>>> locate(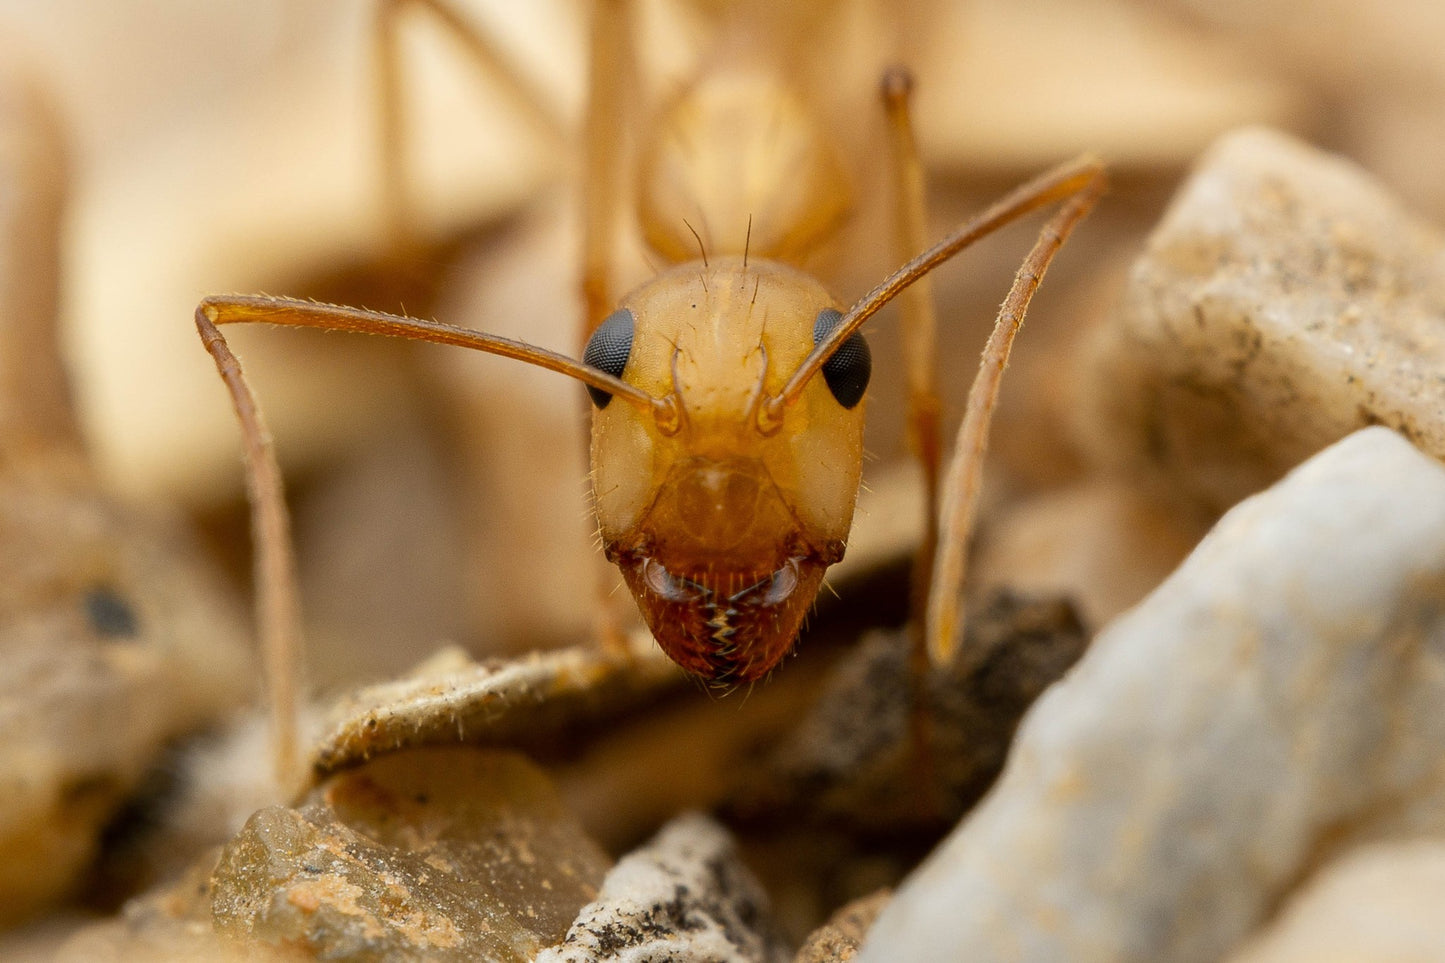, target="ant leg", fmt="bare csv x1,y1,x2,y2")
195,310,303,792
374,0,410,254
581,0,639,654
580,0,634,337
0,74,77,460
880,67,943,674
881,67,948,821
925,169,1106,669
776,157,1107,411
374,0,567,254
